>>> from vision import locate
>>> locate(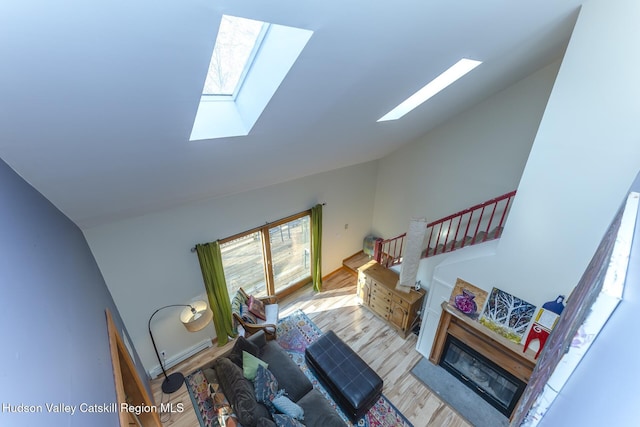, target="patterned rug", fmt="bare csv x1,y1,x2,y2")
185,310,413,427
276,310,413,427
